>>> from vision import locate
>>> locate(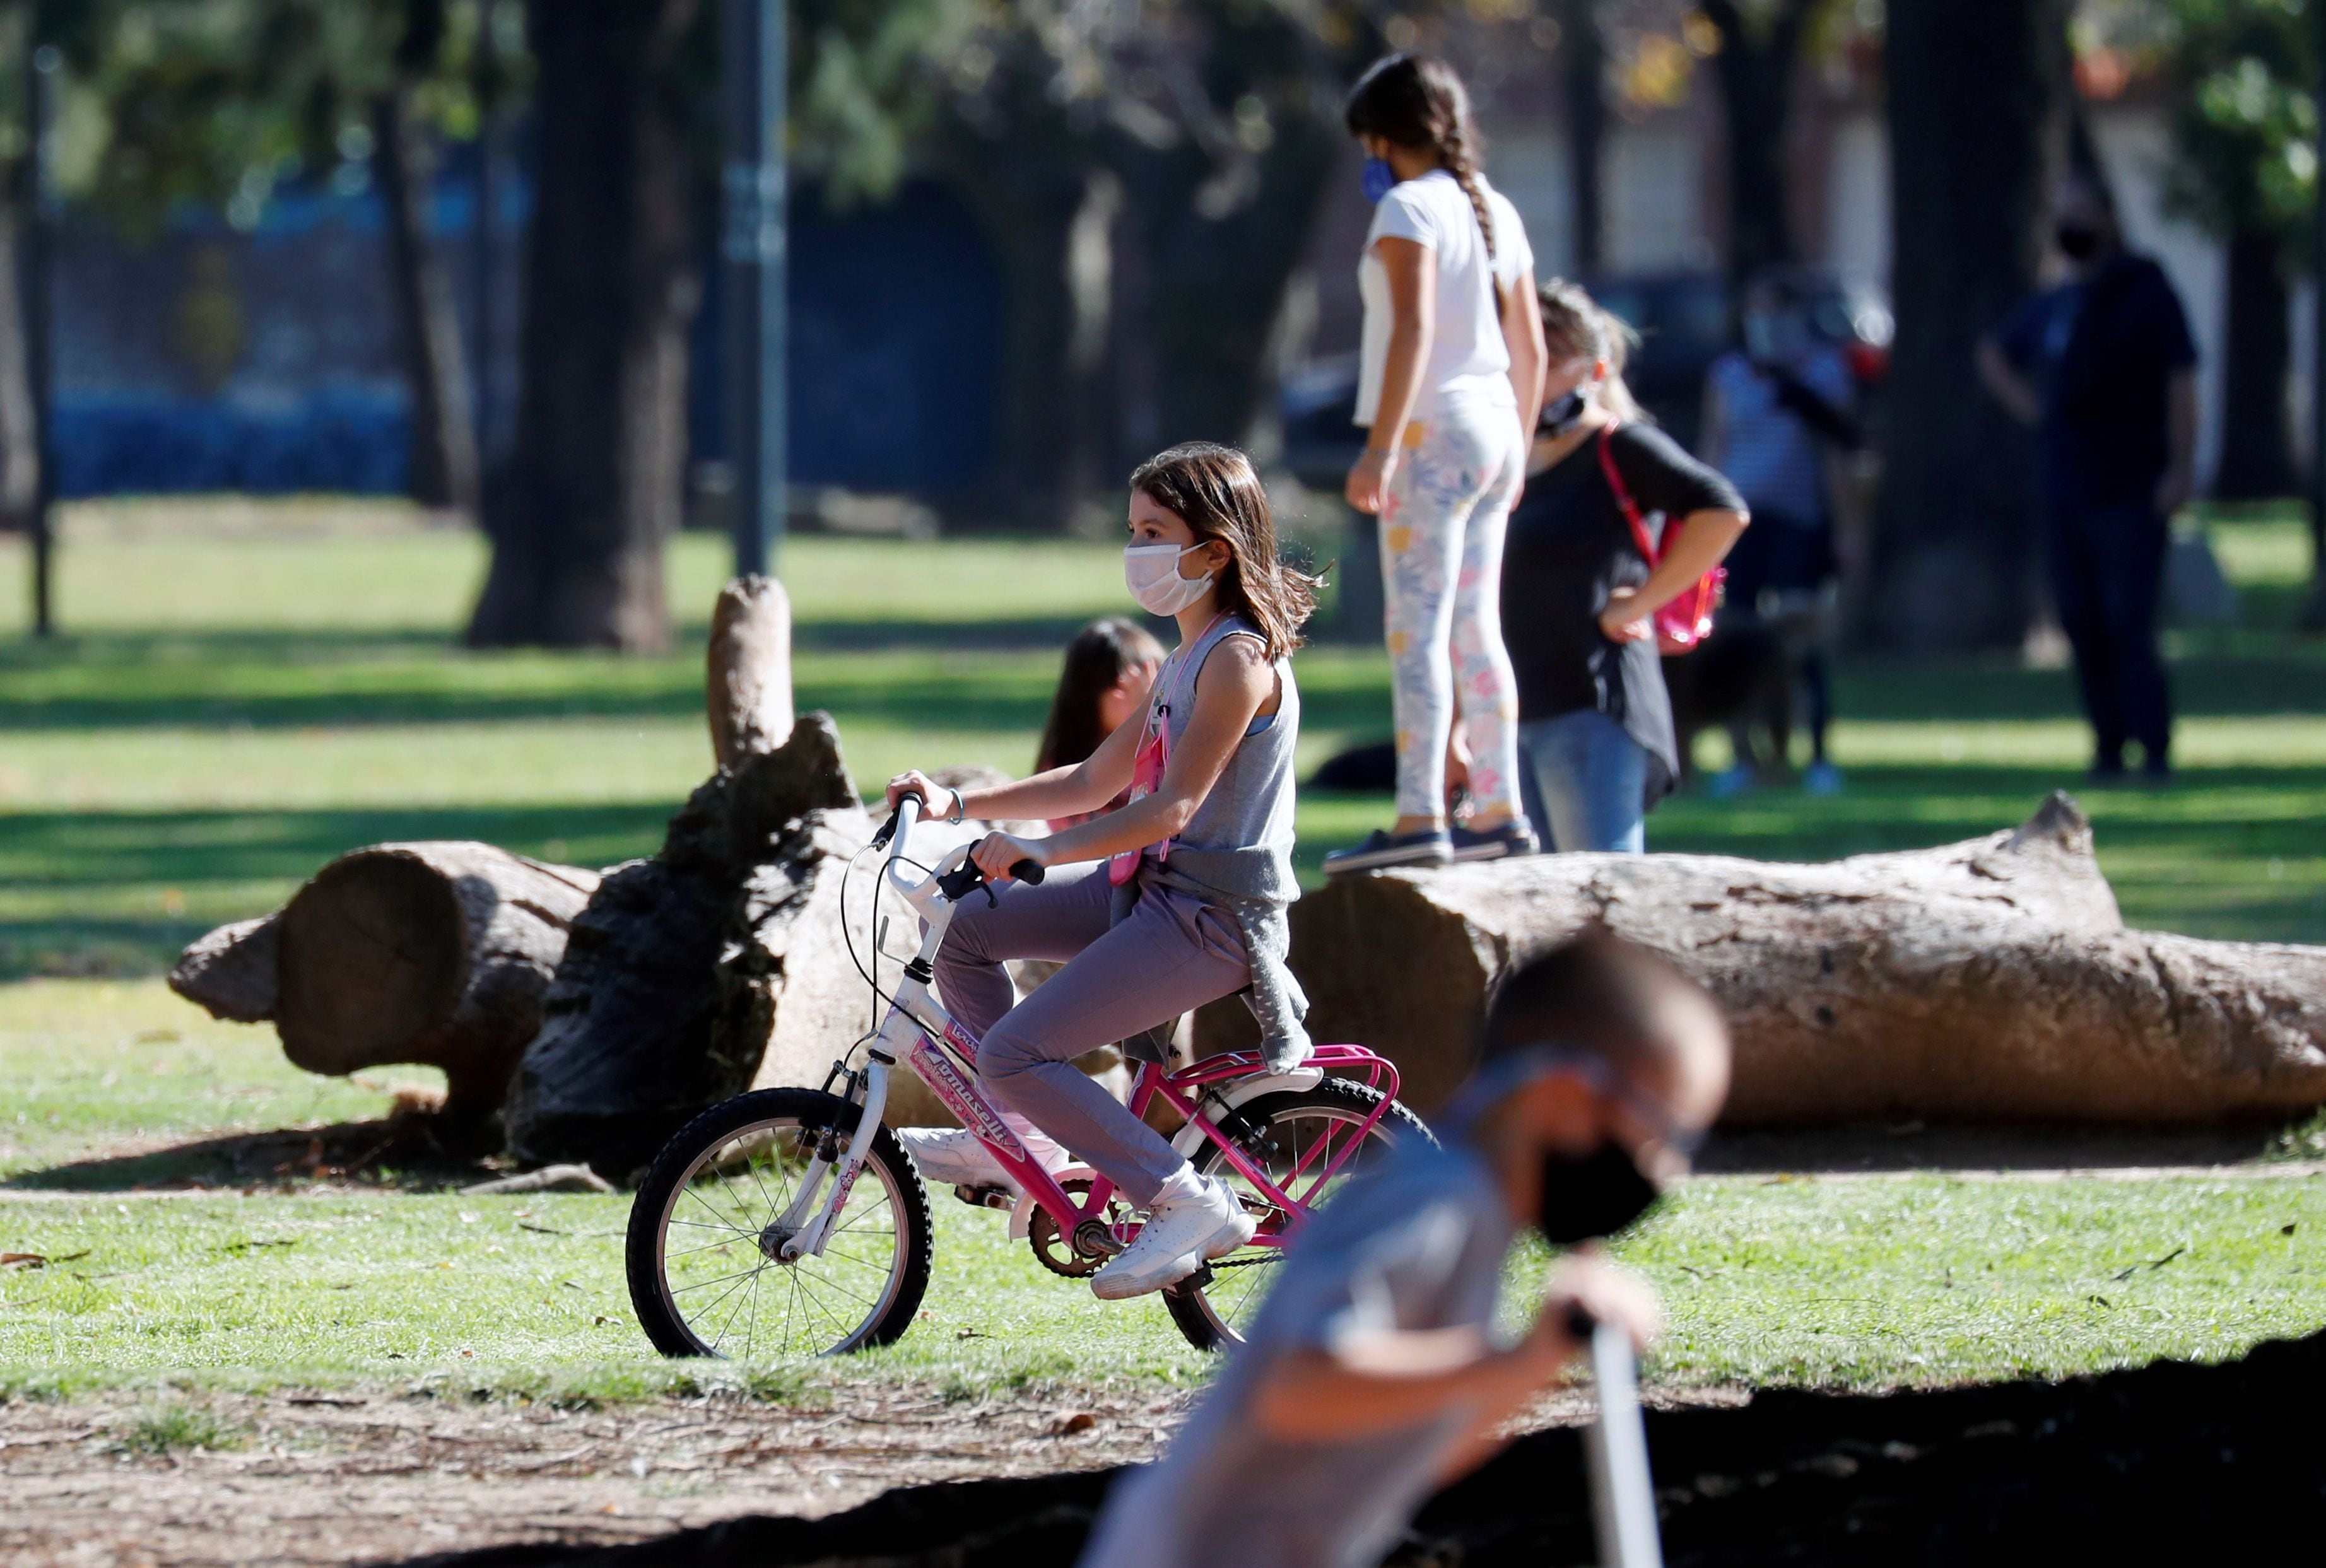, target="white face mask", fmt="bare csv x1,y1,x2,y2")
1124,542,1216,617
